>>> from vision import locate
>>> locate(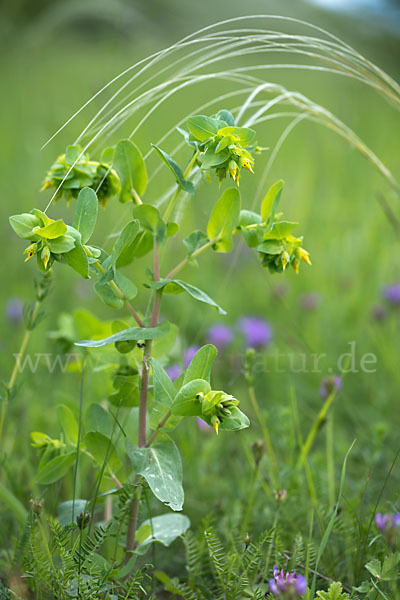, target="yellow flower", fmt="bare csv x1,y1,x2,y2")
24,243,37,262
298,247,312,265
42,245,51,269
241,158,254,174
228,160,238,183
